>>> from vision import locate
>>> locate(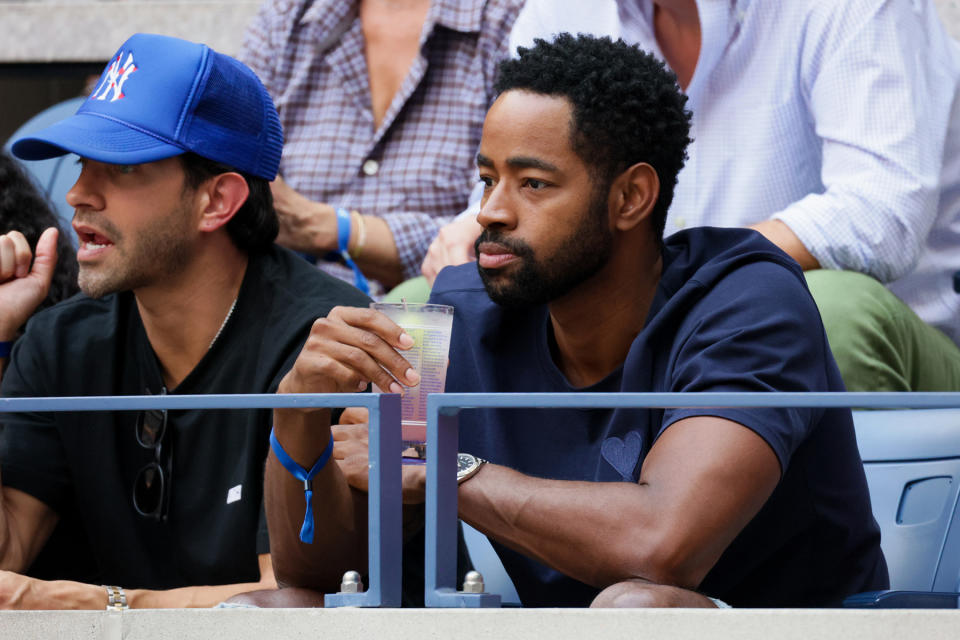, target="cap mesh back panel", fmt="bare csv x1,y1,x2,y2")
189,54,282,178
